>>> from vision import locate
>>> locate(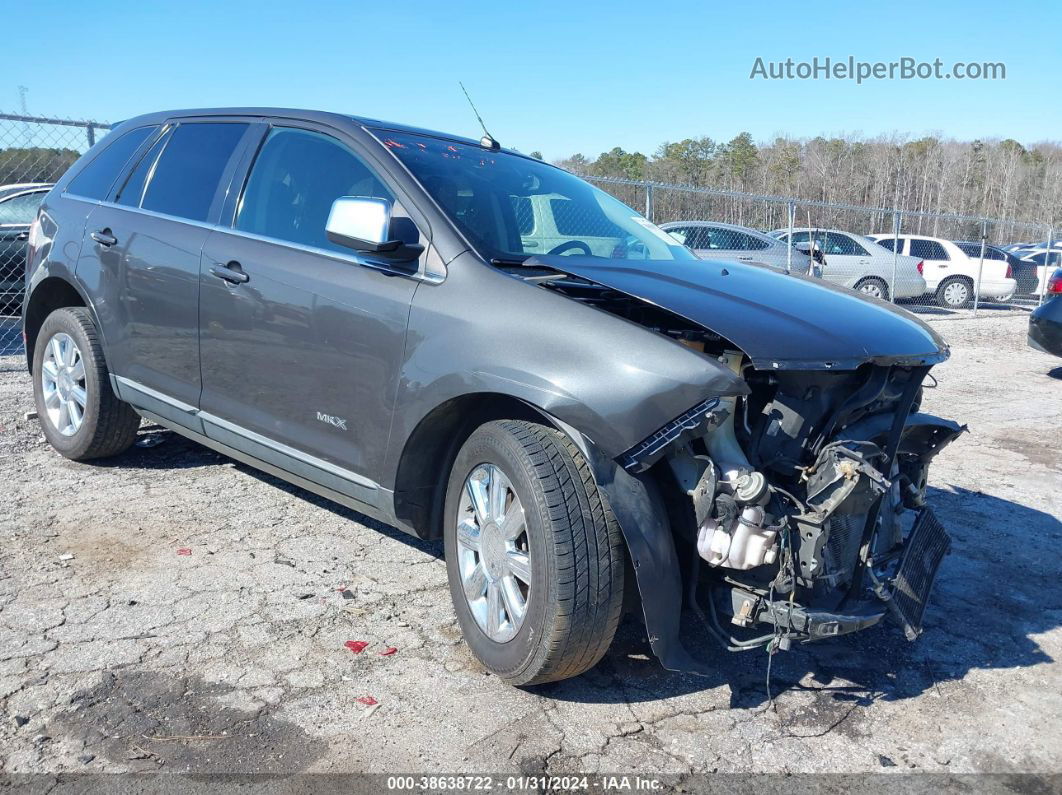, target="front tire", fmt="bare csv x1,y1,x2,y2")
443,420,625,686
32,307,140,461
